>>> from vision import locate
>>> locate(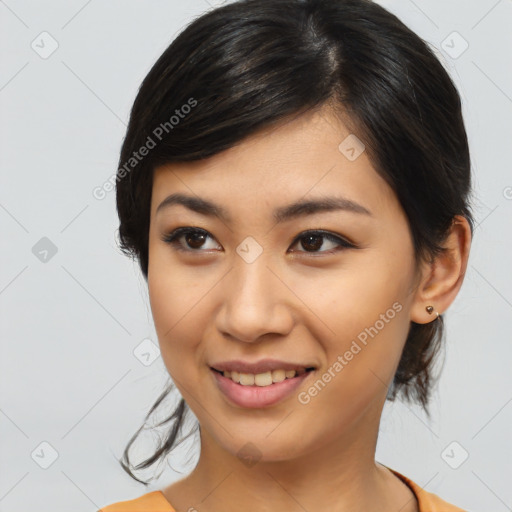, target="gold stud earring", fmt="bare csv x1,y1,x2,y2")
425,305,440,319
